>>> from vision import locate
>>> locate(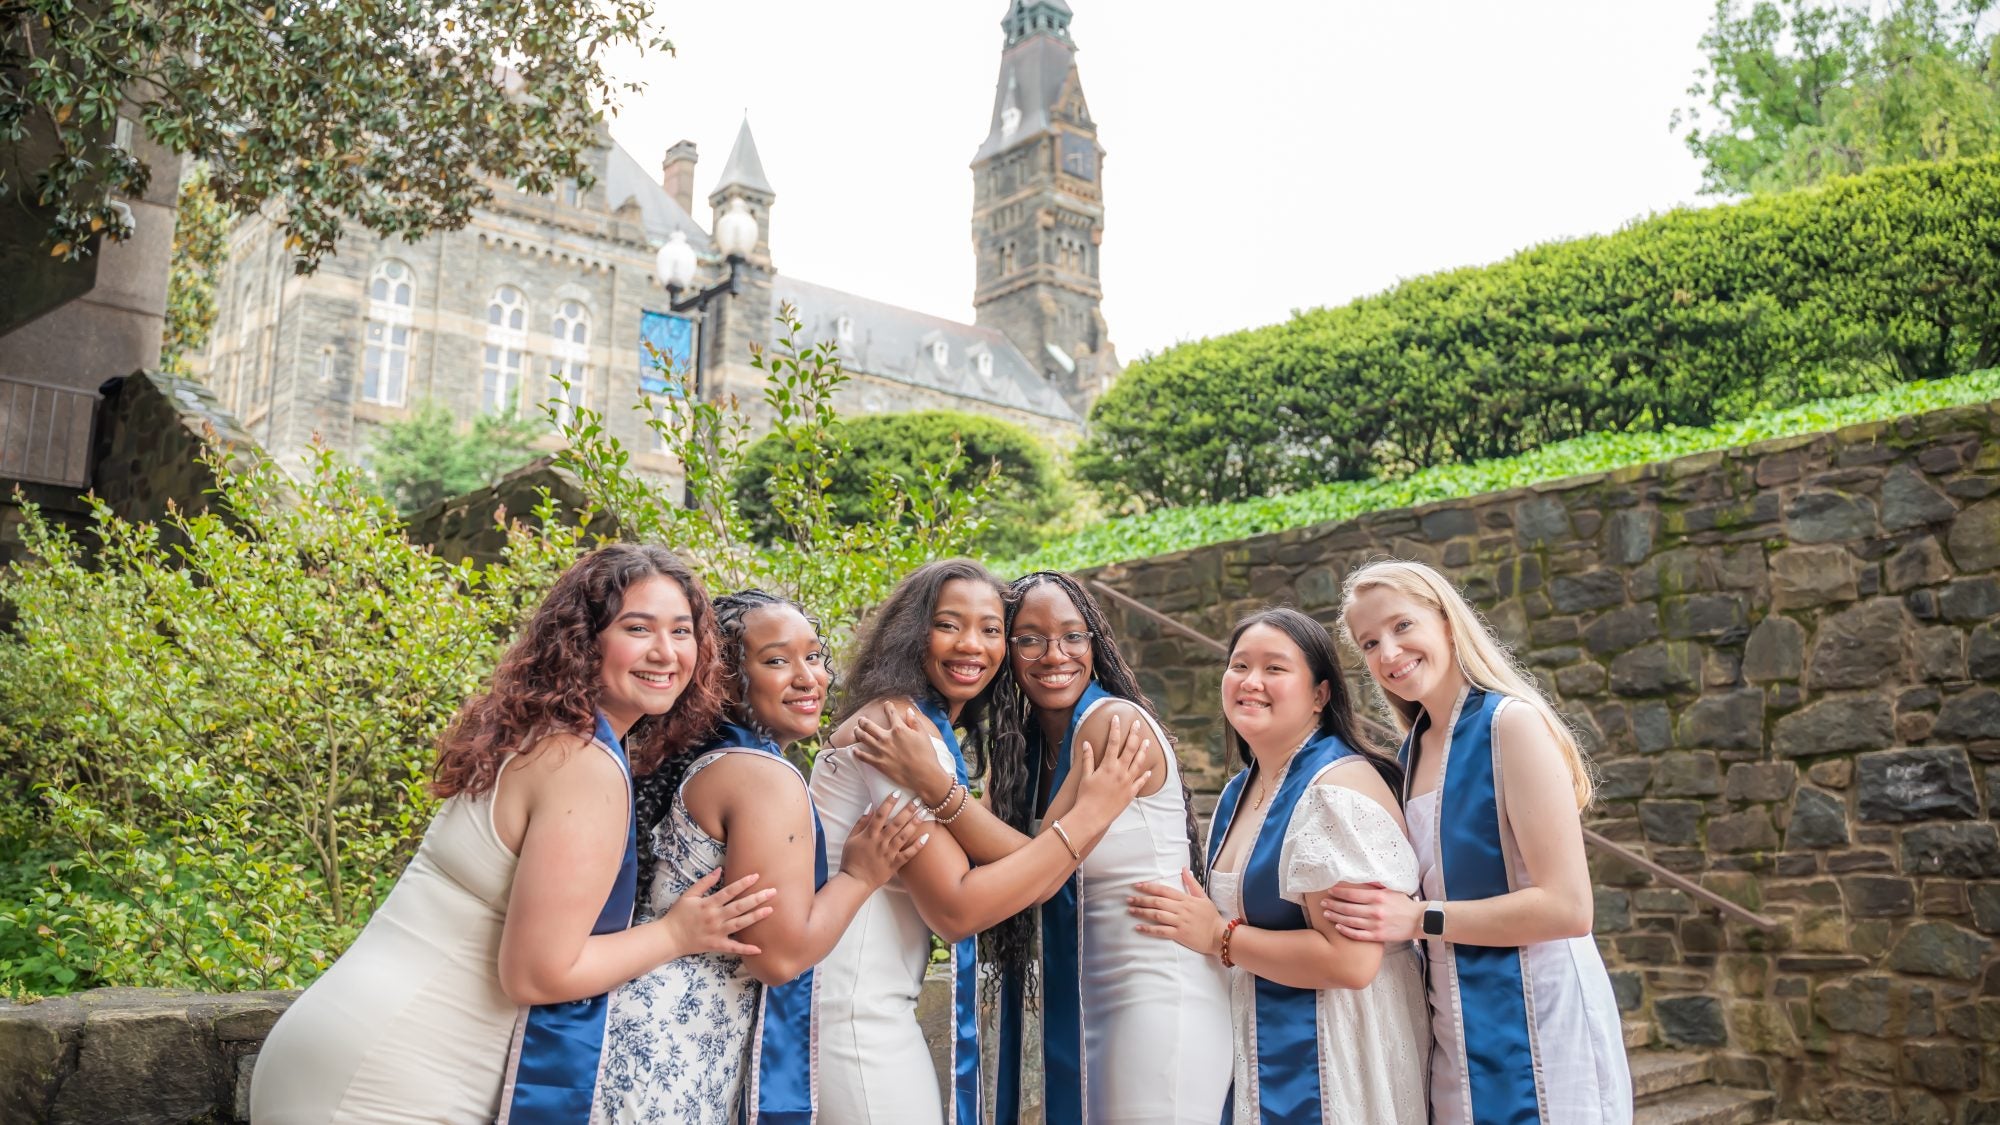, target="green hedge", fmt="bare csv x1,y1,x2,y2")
1009,368,2000,575
733,410,1070,559
1078,155,2000,509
